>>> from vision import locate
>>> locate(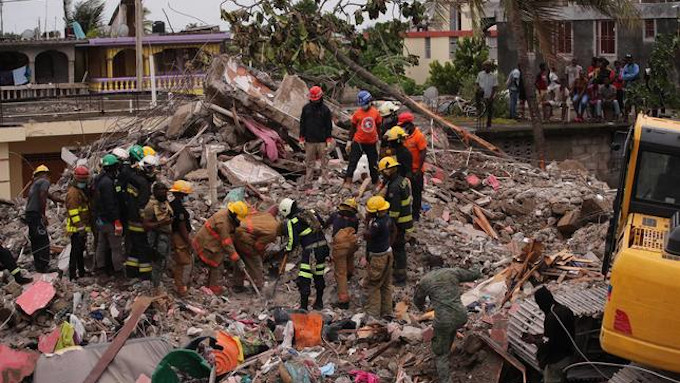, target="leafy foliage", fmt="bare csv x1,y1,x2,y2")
627,34,680,111
427,37,489,95
69,0,105,36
